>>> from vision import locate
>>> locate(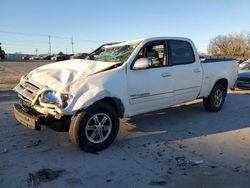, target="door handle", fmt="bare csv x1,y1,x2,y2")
161,73,172,77
193,68,201,73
